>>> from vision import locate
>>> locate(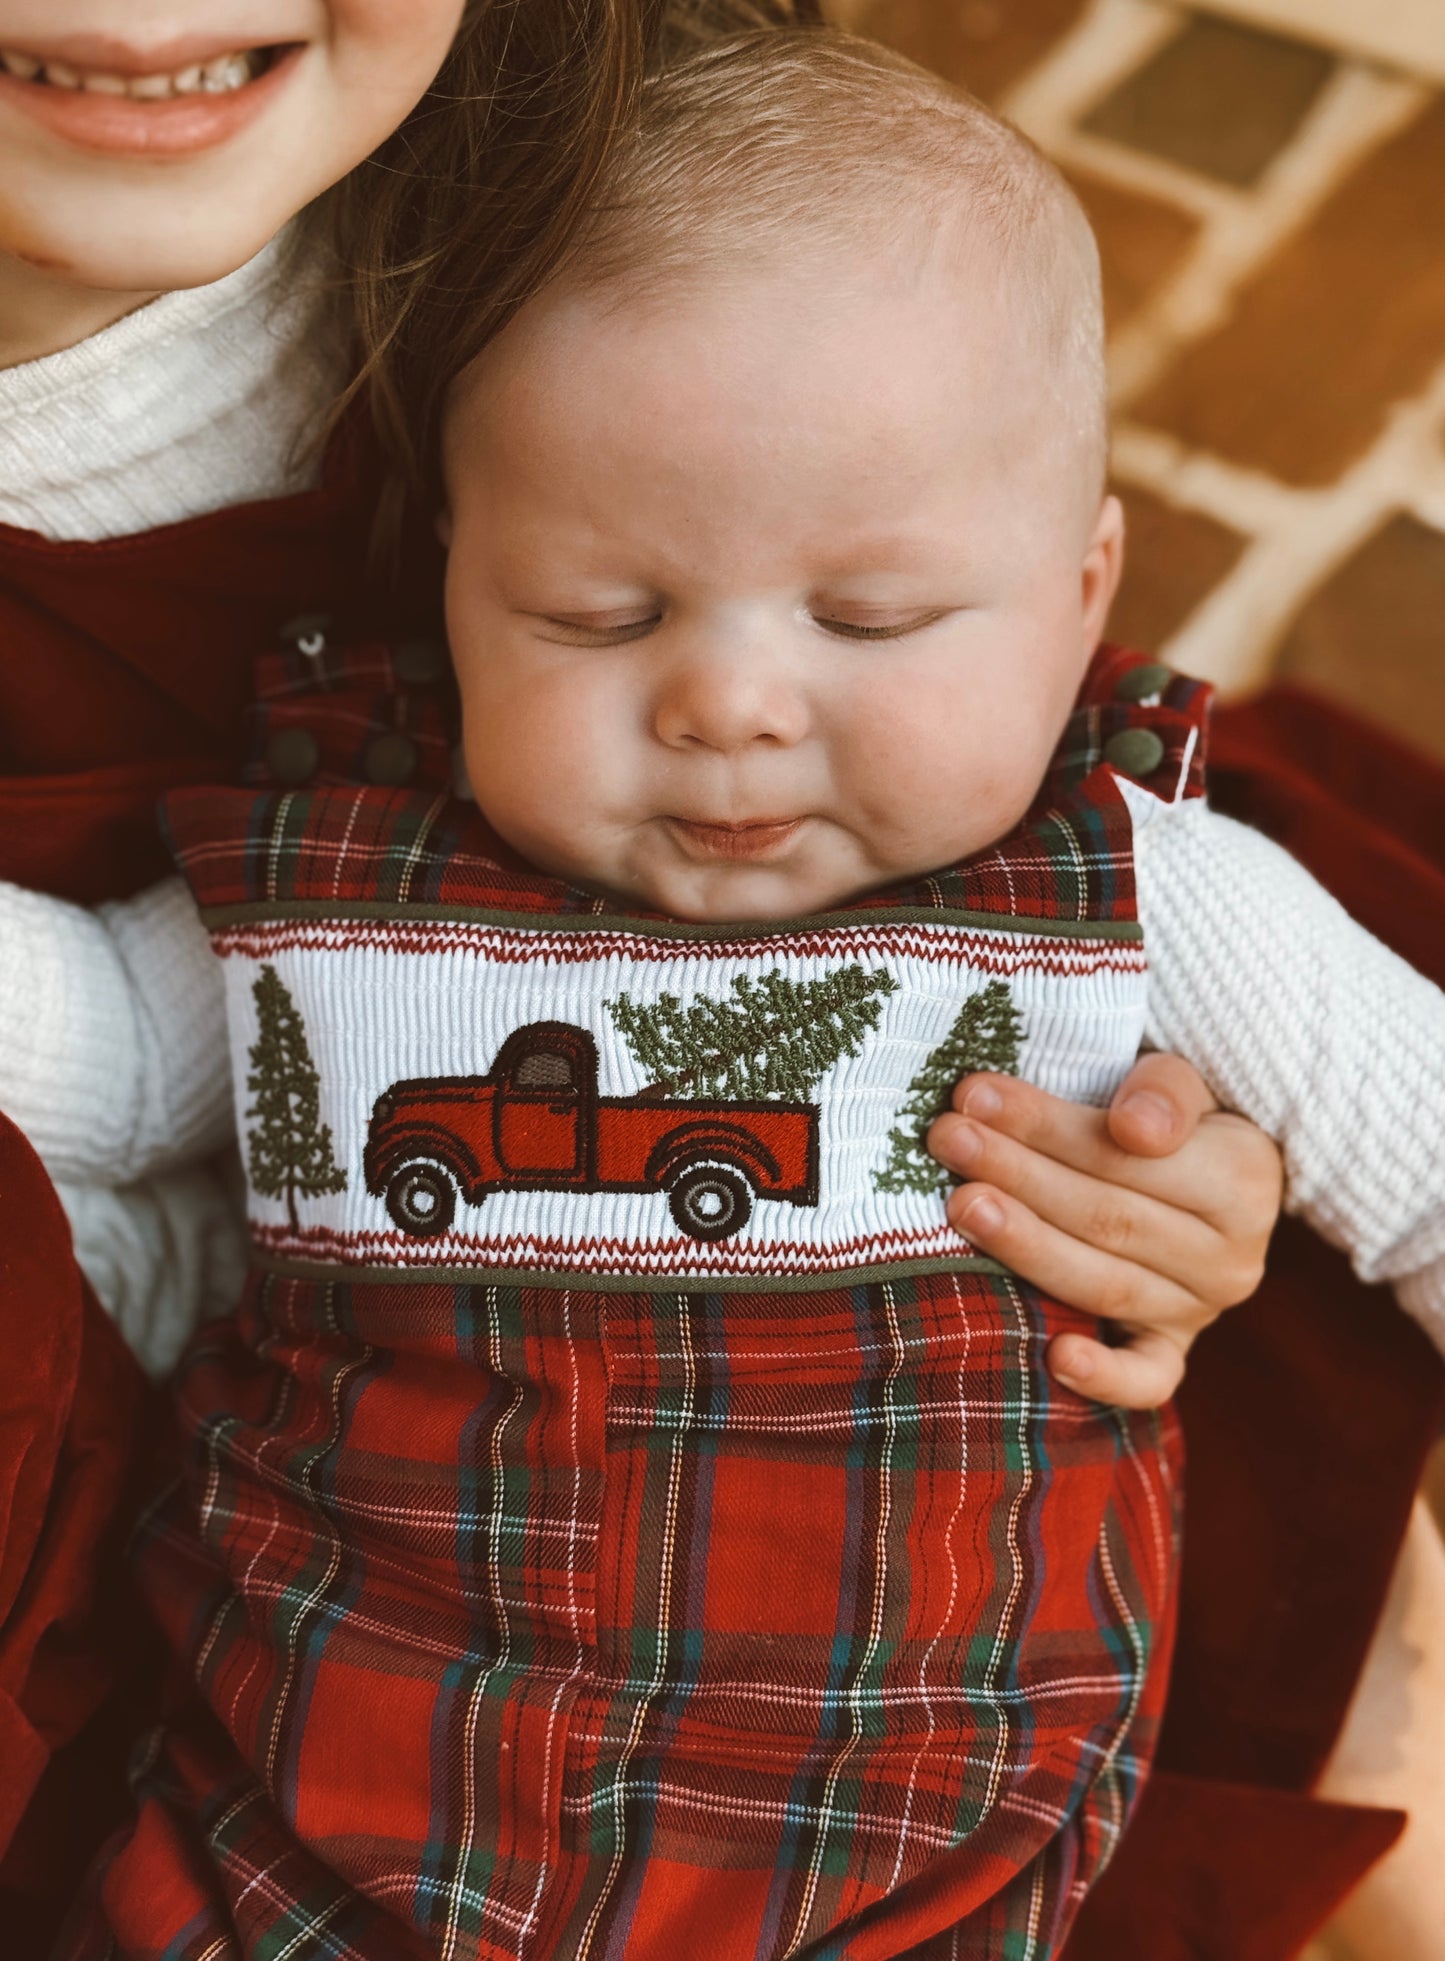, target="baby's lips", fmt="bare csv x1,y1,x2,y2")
664,815,805,860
